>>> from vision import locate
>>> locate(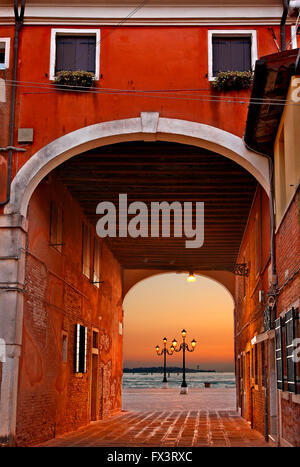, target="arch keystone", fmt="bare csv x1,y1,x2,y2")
141,112,160,141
